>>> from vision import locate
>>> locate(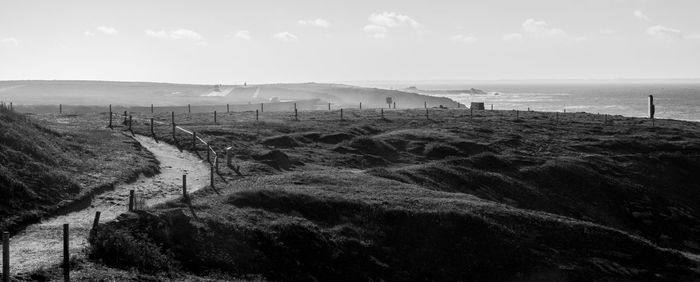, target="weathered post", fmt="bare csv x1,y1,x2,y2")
424,101,427,109
649,95,655,126
59,104,62,114
92,211,101,231
151,104,153,114
128,190,135,212
63,224,69,282
294,103,297,111
210,164,214,188
340,108,343,120
226,147,233,166
123,111,127,123
381,108,384,119
328,103,331,111
359,102,362,109
491,104,493,110
294,108,298,121
188,104,191,113
227,104,230,113
260,103,264,113
3,231,8,282
214,111,217,124
192,132,197,150
256,109,259,121
108,104,112,129
528,107,530,112
128,115,132,131
182,175,187,197
393,102,396,109
171,112,176,138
